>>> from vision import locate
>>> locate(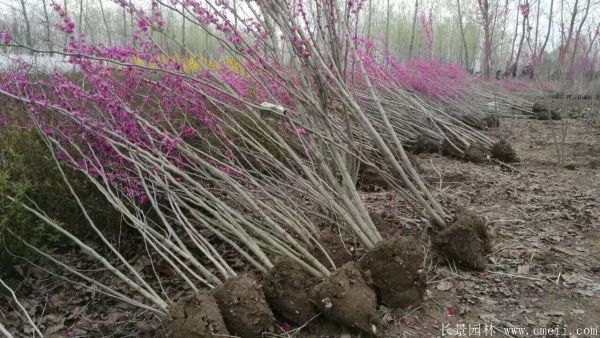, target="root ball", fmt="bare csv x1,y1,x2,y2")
165,290,229,338
263,257,319,324
432,209,491,271
310,261,377,333
213,273,274,338
360,237,426,308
